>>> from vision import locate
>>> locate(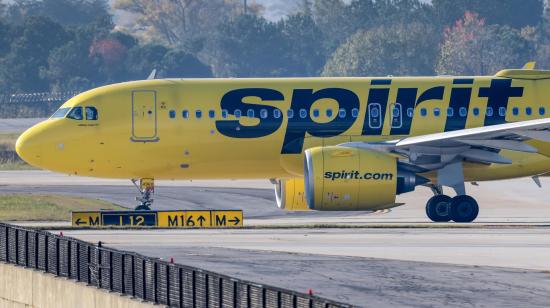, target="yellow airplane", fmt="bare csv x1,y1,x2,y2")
15,65,550,223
